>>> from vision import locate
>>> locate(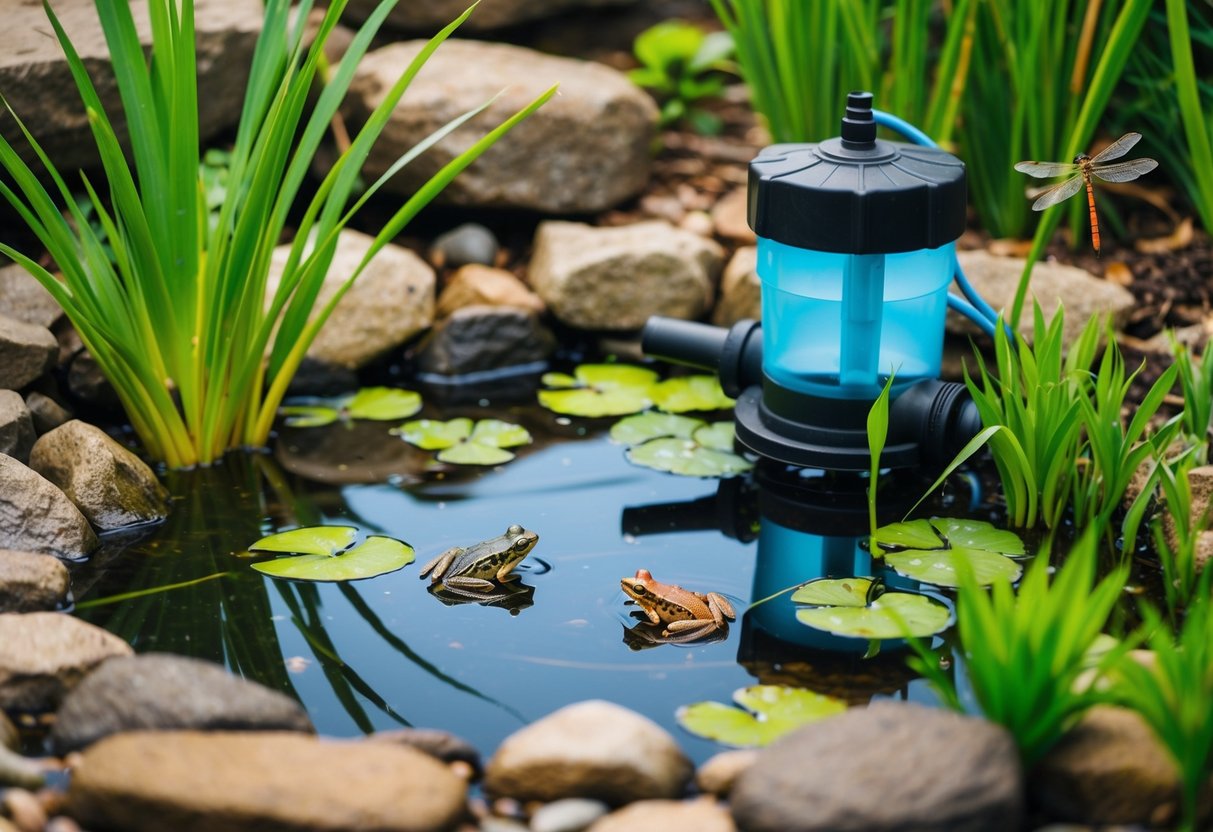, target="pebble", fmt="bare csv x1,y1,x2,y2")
695,749,758,797
530,798,609,832
430,223,500,269
1,789,46,832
